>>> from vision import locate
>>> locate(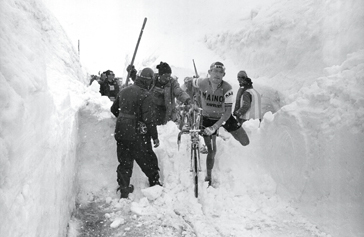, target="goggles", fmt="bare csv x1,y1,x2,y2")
136,71,153,80
210,62,225,72
210,62,225,71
